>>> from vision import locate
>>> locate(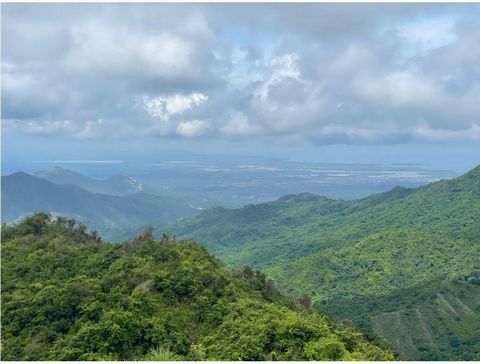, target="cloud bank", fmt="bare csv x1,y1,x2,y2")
2,3,480,144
